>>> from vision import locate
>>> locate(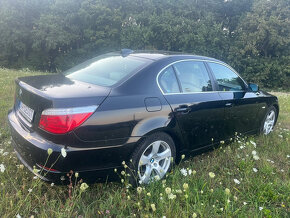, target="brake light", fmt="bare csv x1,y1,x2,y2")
39,105,98,134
